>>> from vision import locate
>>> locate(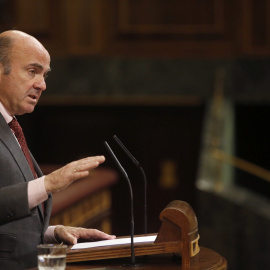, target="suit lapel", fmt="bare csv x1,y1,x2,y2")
1,113,49,222
0,114,34,182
